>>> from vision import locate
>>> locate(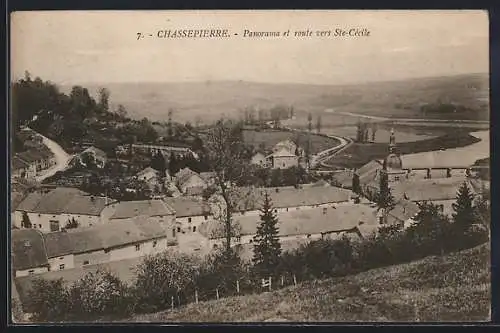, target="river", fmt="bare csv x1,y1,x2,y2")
401,131,489,168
